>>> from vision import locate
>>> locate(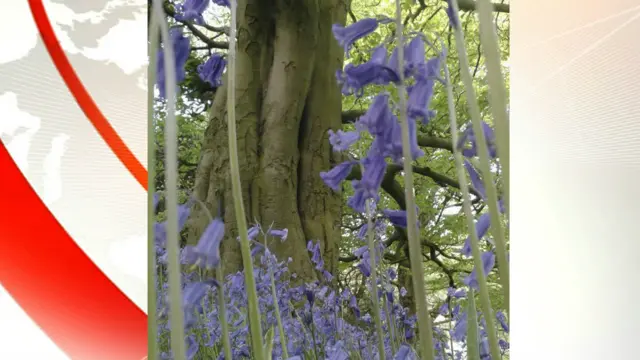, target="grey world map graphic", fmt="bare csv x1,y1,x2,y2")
0,2,148,356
